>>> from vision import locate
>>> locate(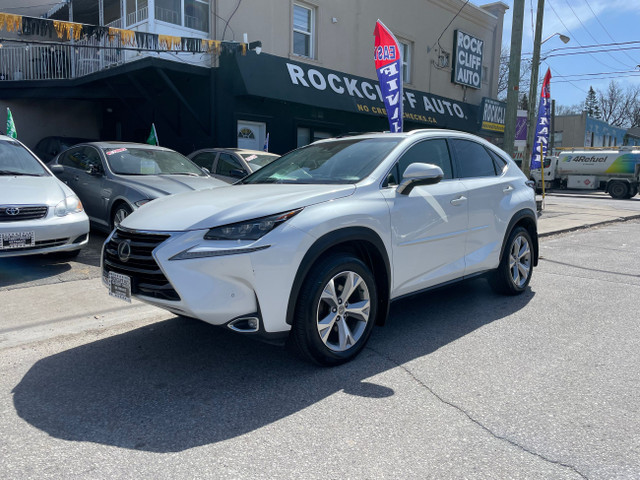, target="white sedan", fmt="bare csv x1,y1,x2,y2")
0,135,89,258
103,129,538,365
